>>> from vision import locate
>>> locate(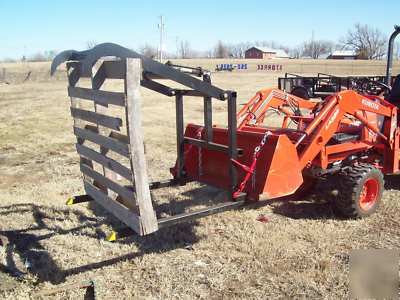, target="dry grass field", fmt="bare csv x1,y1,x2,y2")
0,60,400,299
